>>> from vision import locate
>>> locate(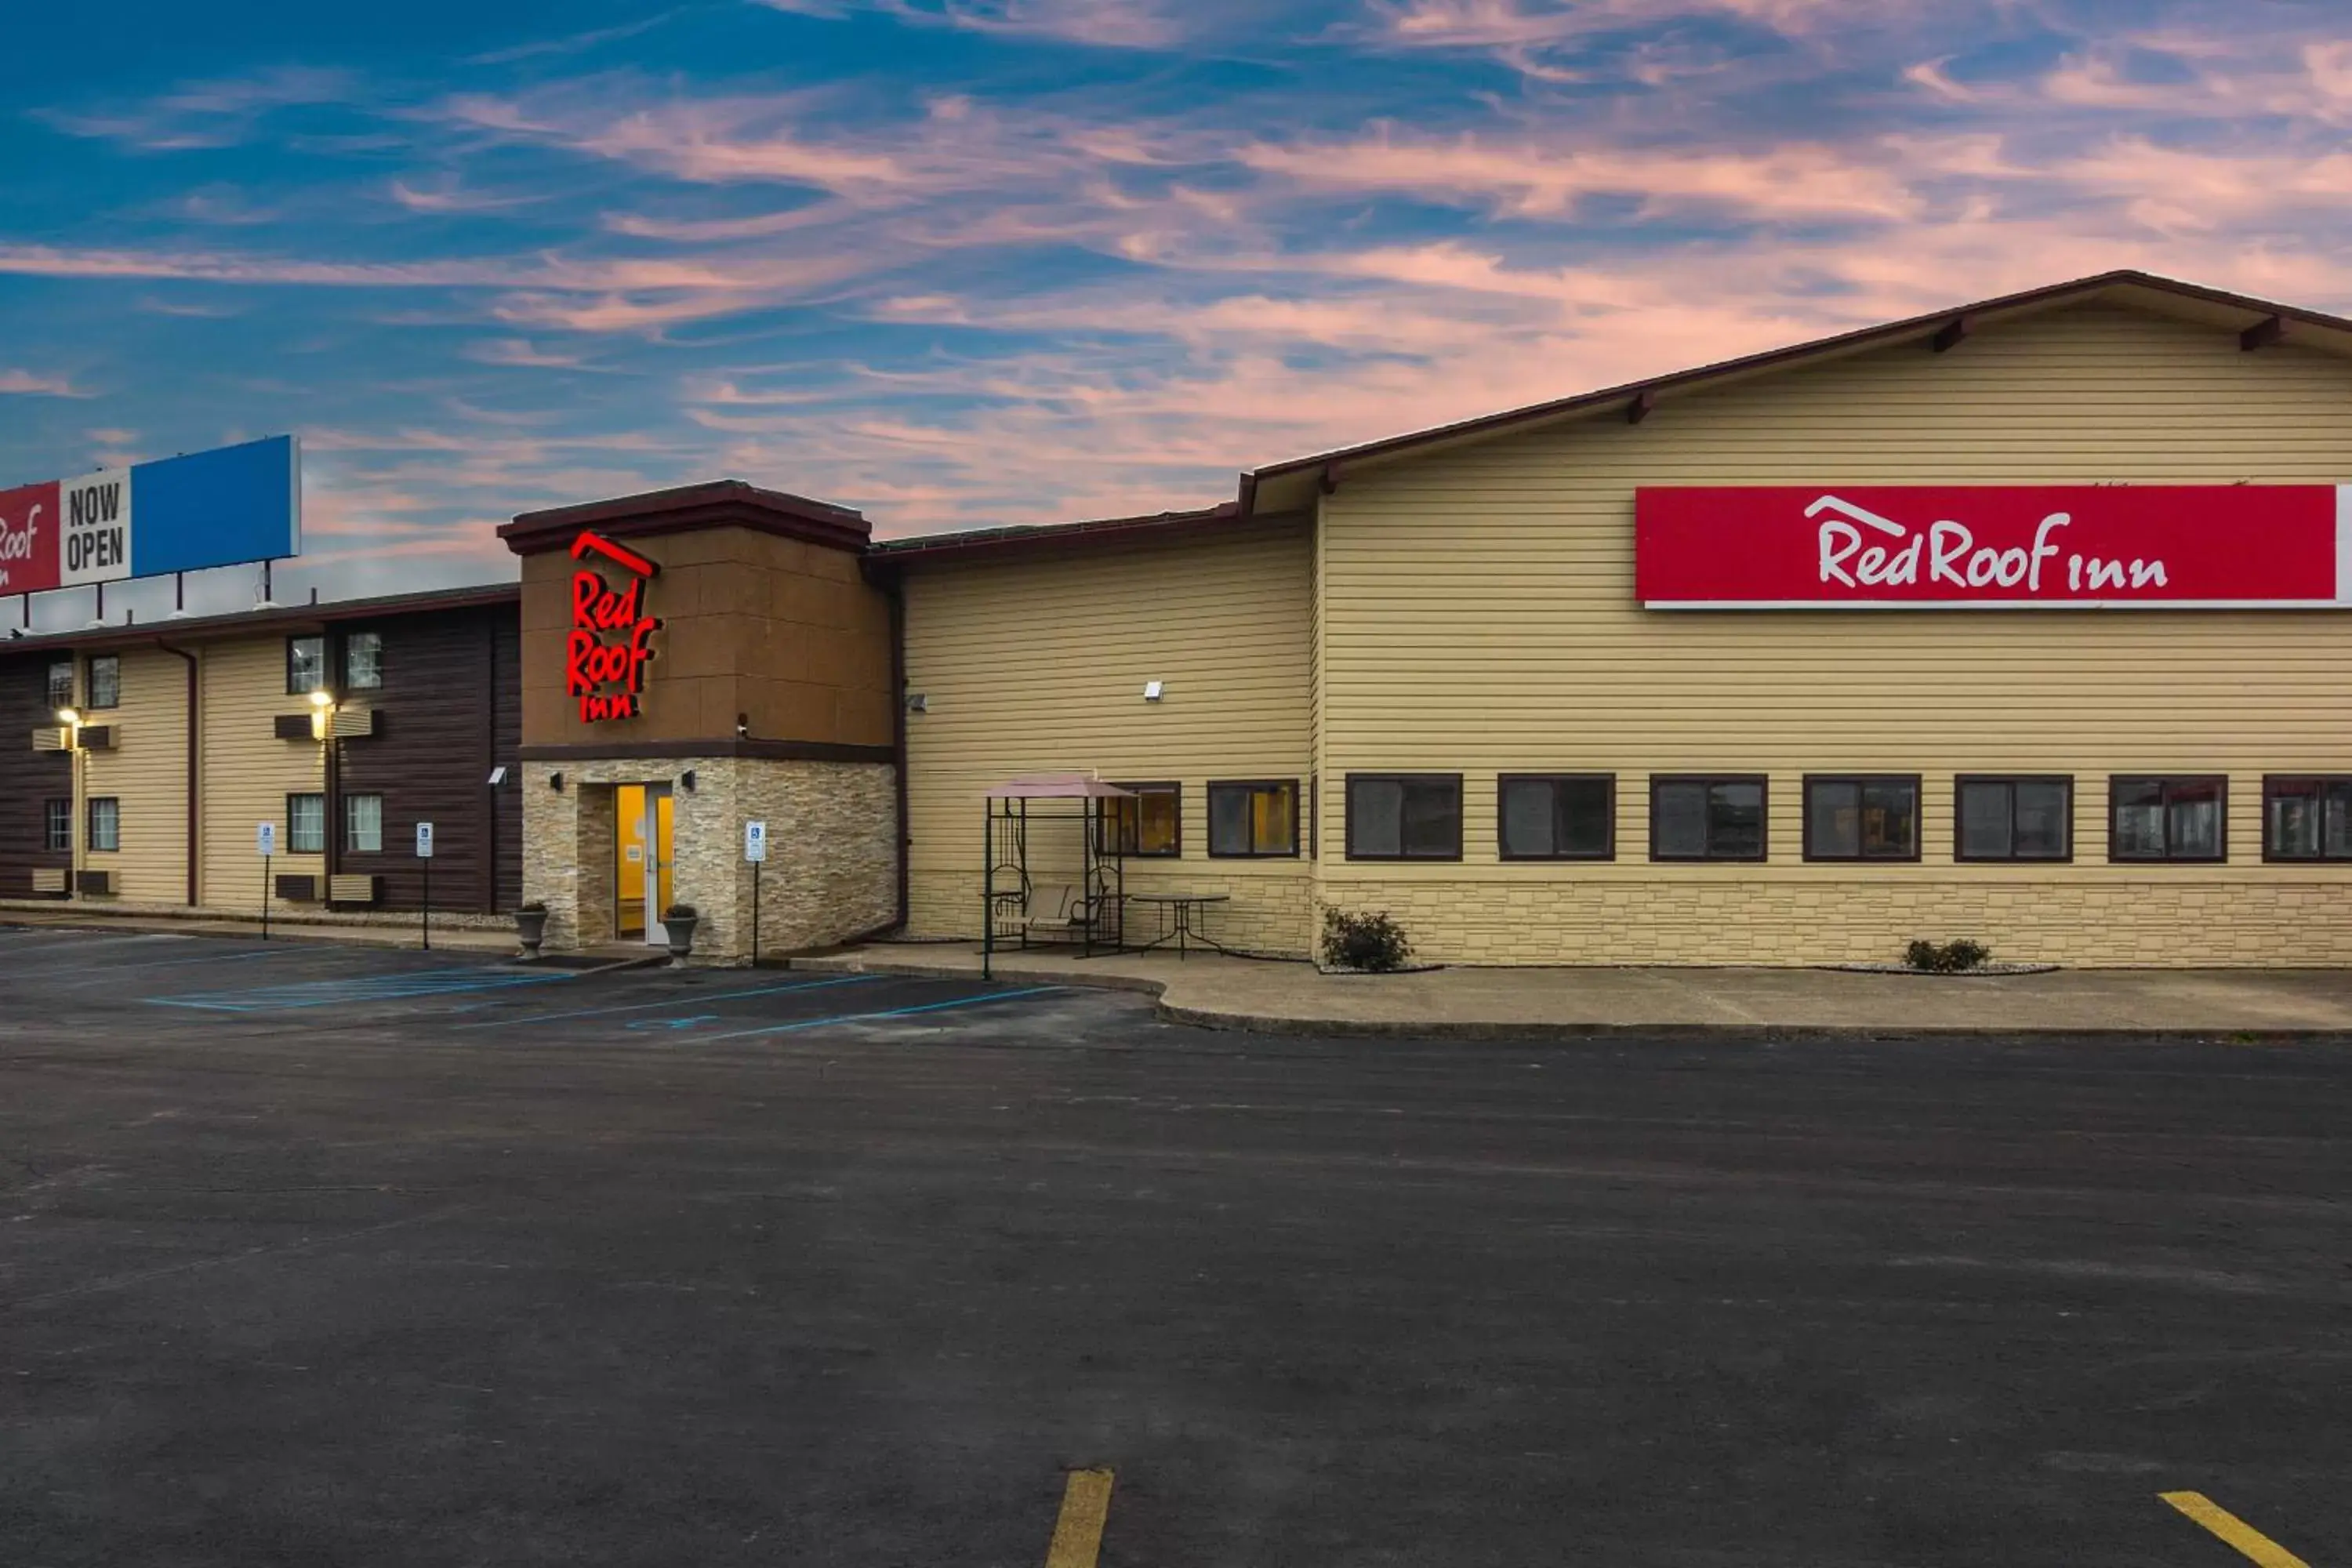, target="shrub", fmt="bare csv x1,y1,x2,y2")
666,902,699,920
519,899,547,913
1905,938,1991,973
1321,907,1414,972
